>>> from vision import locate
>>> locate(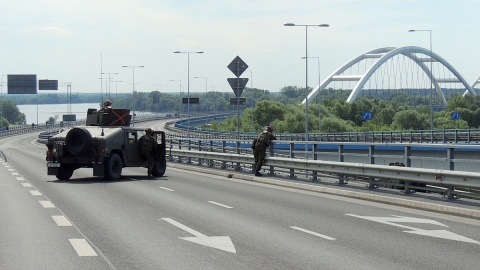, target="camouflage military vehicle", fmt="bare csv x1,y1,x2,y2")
46,108,166,180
